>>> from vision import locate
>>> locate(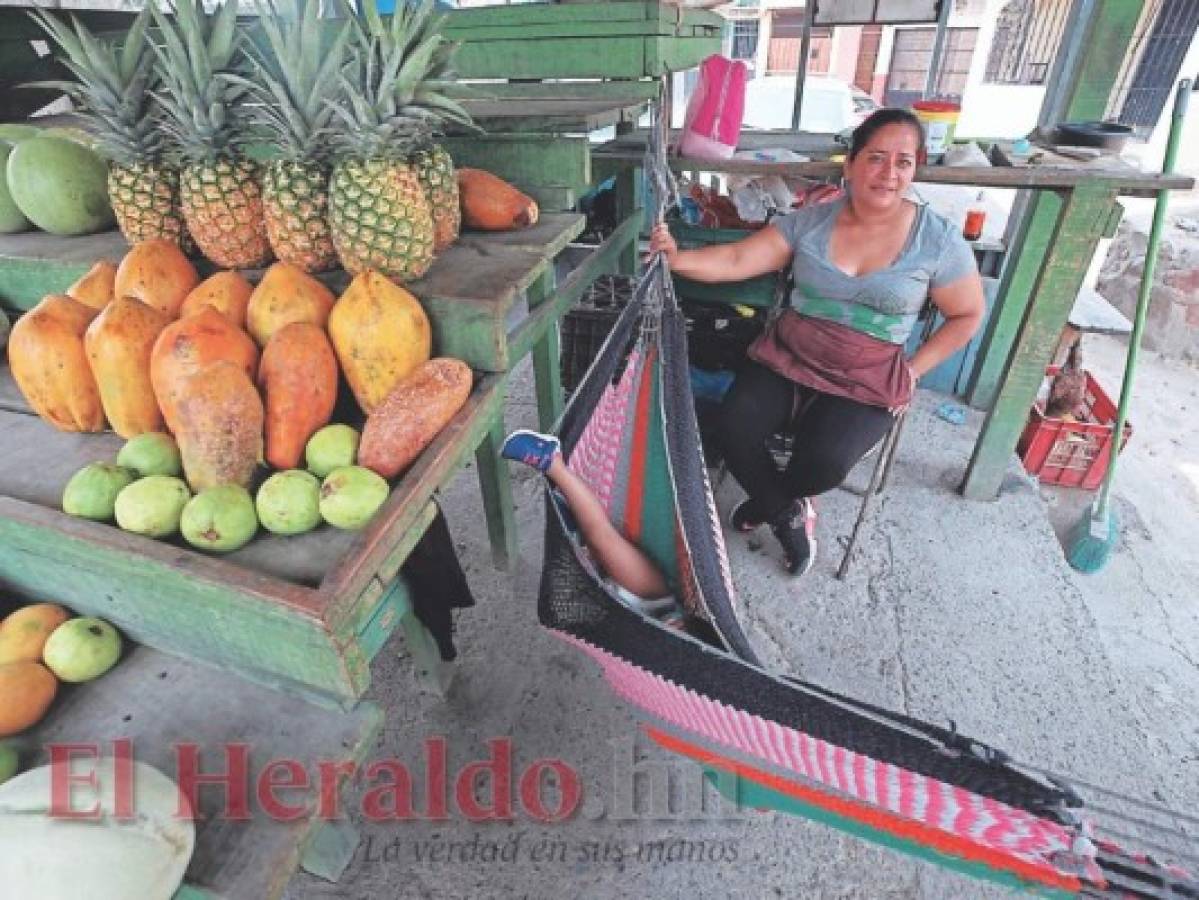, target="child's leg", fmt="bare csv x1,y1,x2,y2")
544,456,671,600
